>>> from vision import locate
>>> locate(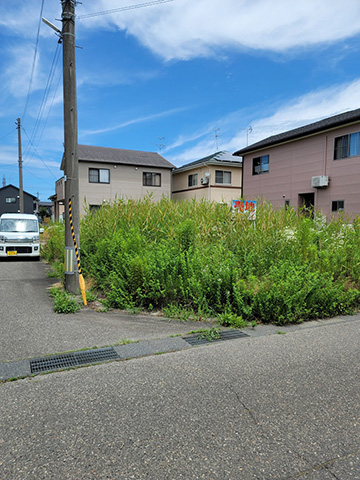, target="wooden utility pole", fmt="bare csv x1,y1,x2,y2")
16,118,24,213
62,0,80,293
